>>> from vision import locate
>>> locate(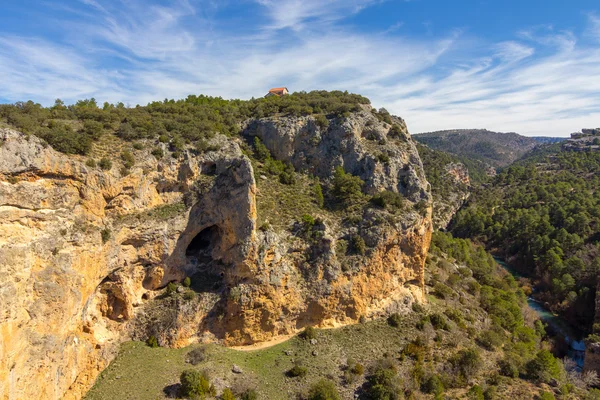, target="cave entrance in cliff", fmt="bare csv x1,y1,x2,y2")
185,225,225,293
